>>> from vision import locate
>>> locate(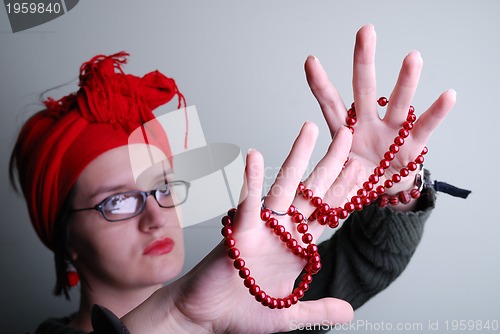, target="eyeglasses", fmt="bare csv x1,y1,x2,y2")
71,181,190,222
